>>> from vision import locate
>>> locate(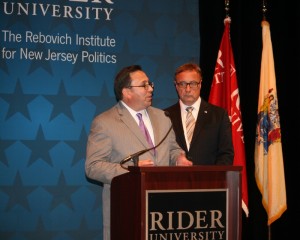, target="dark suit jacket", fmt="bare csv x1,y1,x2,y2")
165,100,234,165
